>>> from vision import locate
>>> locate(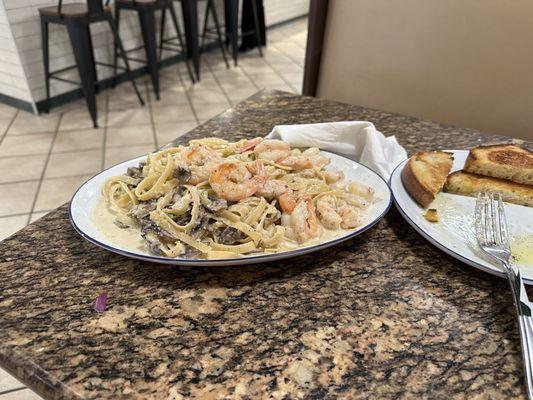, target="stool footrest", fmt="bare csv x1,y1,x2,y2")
121,44,145,53
161,42,185,49
95,61,129,71
49,64,78,76
50,76,80,85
